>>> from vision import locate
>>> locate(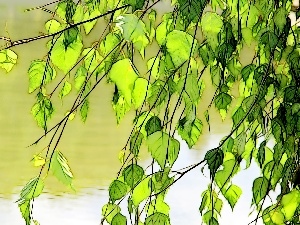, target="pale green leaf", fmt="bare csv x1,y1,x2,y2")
132,78,149,109
0,49,17,72
50,35,83,74
83,7,100,34
82,48,104,73
281,190,300,220
74,66,87,91
19,177,44,200
102,203,121,224
28,60,56,93
59,81,72,99
147,132,180,168
50,150,73,187
18,200,31,225
224,184,242,209
116,14,149,56
166,30,197,68
132,177,151,206
45,19,61,34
